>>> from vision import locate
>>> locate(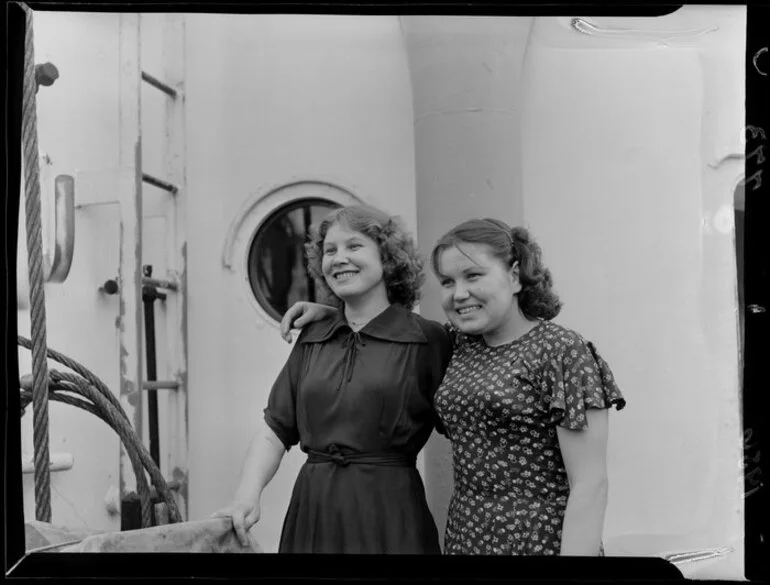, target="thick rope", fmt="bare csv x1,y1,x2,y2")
21,379,154,528
21,4,51,523
50,372,153,527
15,338,157,525
18,336,131,426
18,338,182,526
